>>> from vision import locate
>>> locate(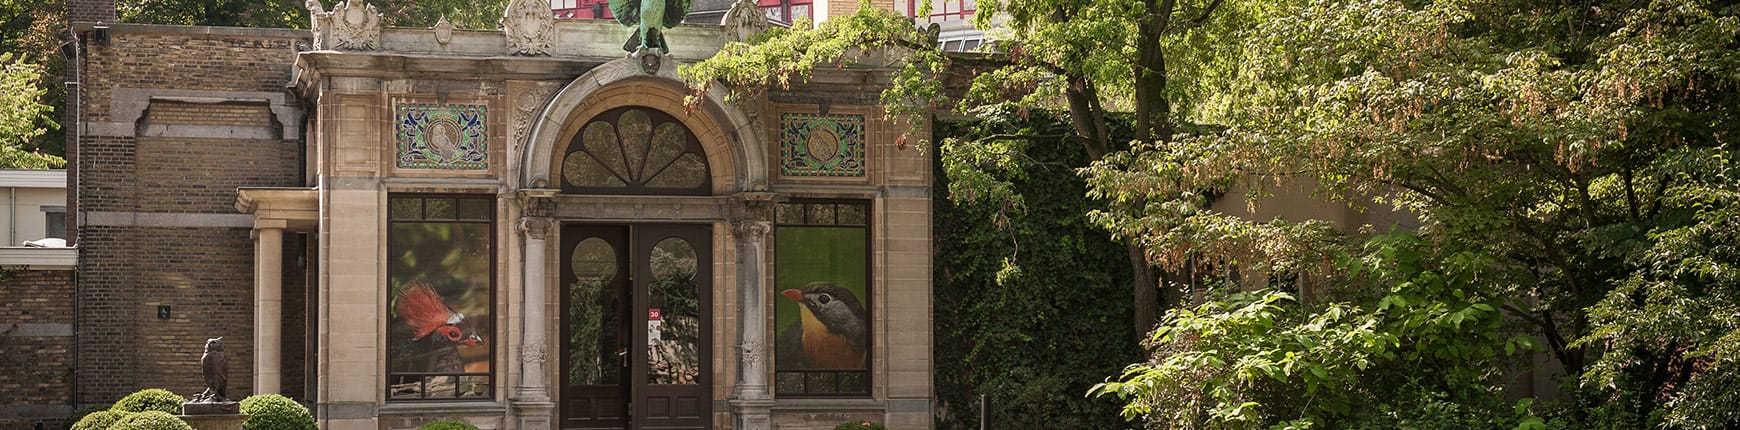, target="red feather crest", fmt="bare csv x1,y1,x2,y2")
395,281,459,340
